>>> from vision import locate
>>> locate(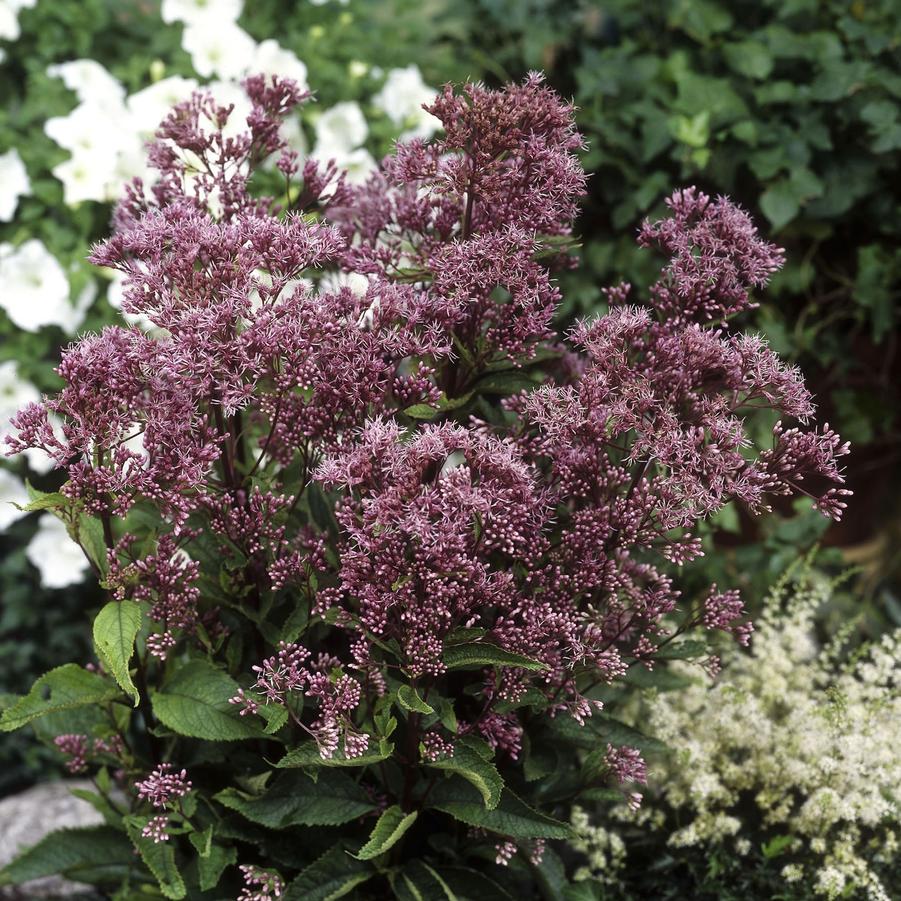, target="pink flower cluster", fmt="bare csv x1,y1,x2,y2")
229,642,369,759
53,733,124,773
5,72,850,770
134,763,192,843
237,865,284,901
